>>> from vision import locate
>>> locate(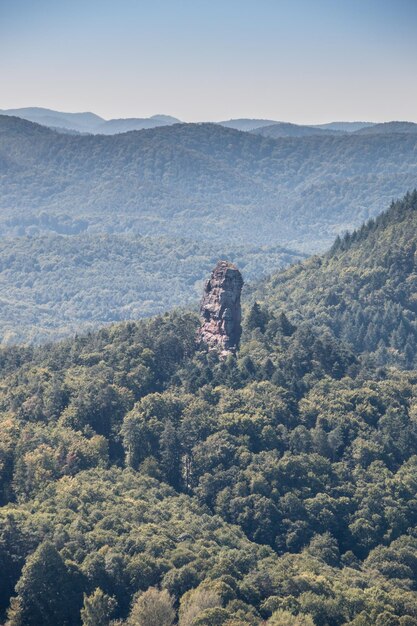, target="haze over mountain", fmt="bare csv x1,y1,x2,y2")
0,107,181,134
0,107,378,135
250,122,342,138
1,113,417,341
93,114,181,135
315,121,375,132
218,118,282,131
1,114,416,249
354,121,417,135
